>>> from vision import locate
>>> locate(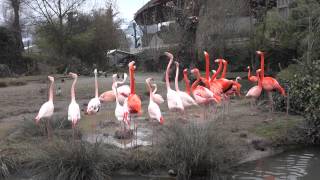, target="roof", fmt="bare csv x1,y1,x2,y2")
134,0,174,25
106,49,135,56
